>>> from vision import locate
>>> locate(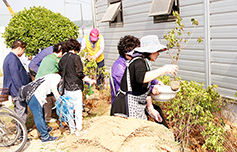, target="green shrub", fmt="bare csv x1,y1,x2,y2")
157,75,226,152
3,6,79,56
